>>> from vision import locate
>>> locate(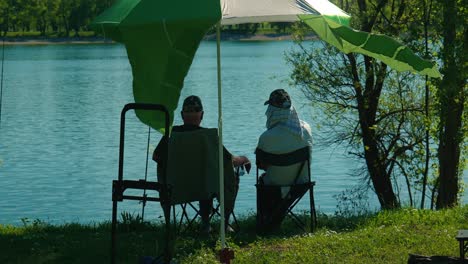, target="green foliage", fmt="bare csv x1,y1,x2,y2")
2,1,303,38
433,0,467,208
118,212,150,232
287,37,433,208
1,207,466,263
1,0,115,36
285,0,456,210
334,187,371,217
